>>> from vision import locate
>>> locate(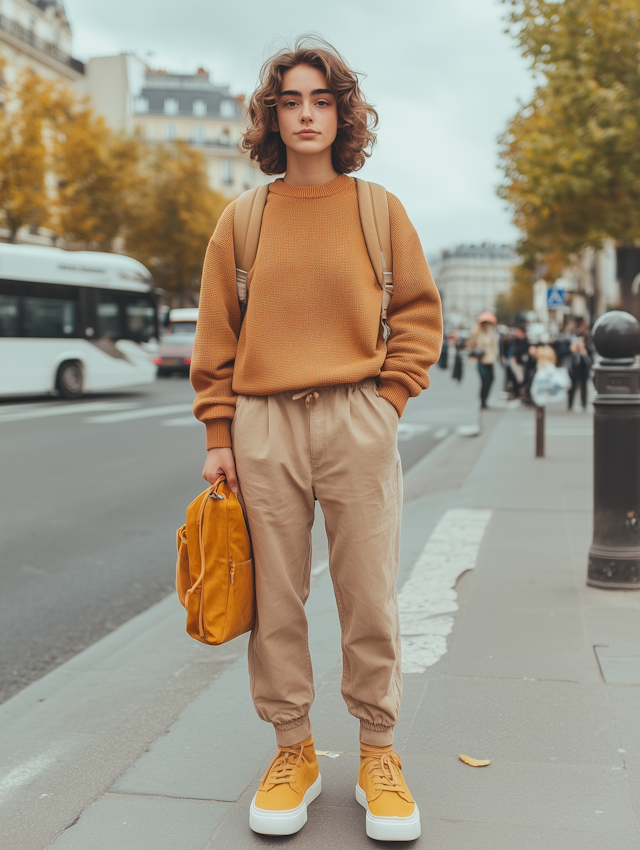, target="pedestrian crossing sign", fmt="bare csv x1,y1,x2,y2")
547,287,566,307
